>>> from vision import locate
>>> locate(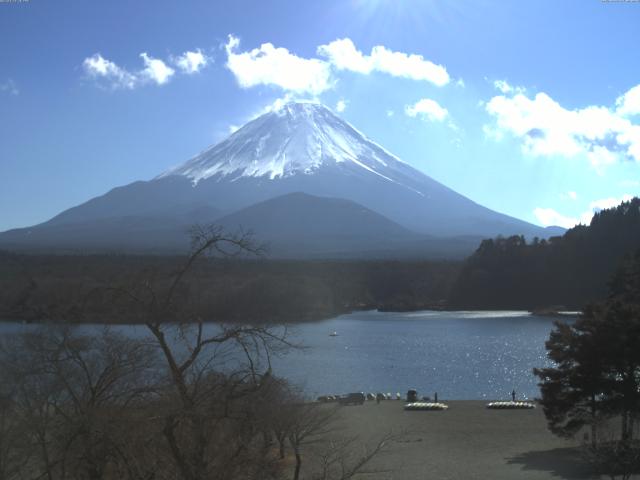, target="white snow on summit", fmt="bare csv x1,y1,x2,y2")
158,102,412,185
